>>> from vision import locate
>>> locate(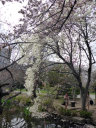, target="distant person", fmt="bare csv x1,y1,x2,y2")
64,93,69,109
